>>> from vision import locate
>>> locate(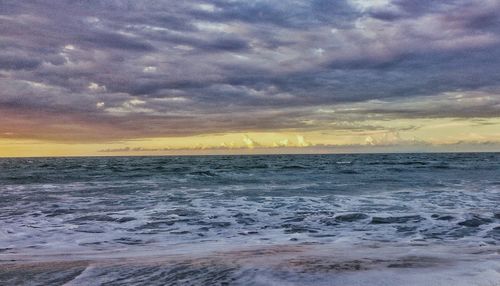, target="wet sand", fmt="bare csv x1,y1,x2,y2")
1,243,499,285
